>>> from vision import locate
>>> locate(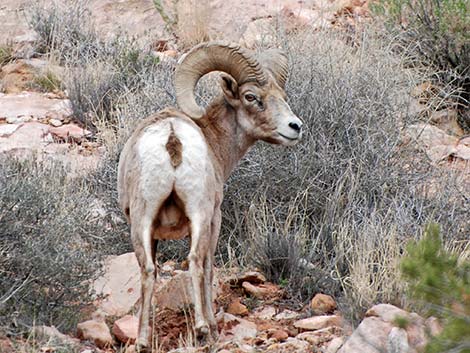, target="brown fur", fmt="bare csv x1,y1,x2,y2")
166,125,183,168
